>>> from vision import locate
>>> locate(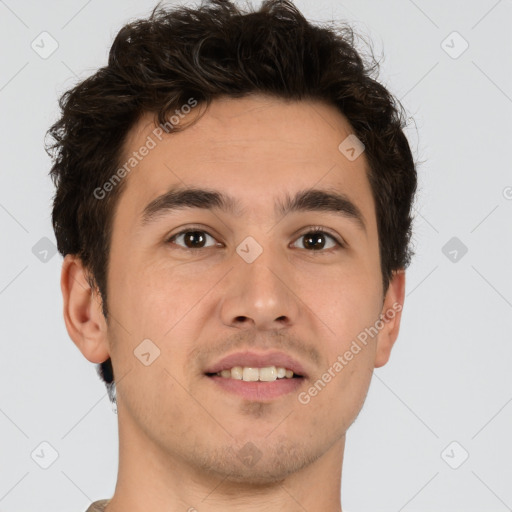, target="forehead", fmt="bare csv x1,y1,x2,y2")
115,94,376,231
